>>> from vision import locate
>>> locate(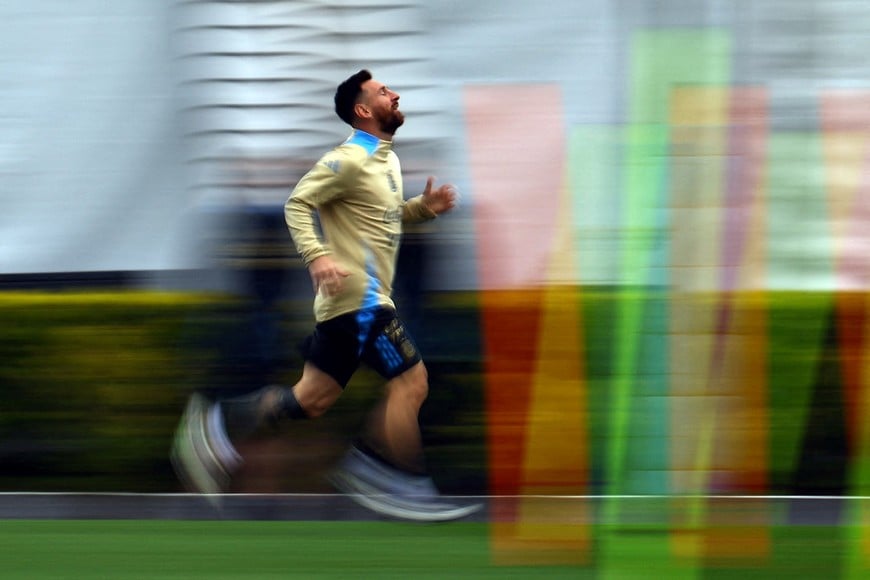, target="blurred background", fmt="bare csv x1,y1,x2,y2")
2,0,870,573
